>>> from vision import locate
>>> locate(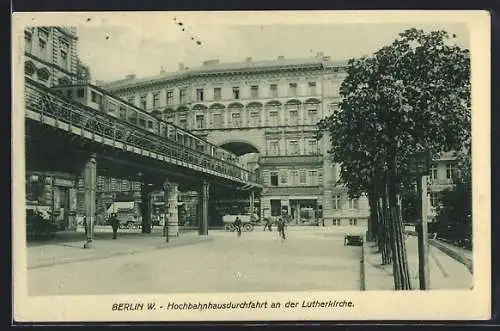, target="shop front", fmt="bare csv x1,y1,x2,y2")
26,172,78,231
262,196,322,225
